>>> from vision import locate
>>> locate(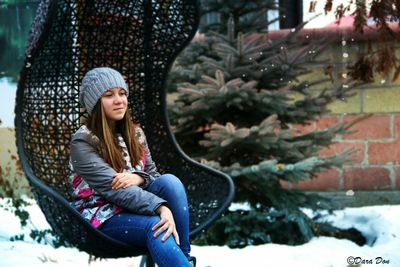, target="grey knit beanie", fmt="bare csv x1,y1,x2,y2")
80,67,129,114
